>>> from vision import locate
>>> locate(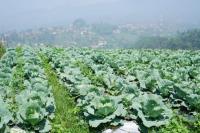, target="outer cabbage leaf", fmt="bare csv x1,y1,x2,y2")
0,99,12,129
132,93,172,128
103,74,126,95
84,96,126,127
